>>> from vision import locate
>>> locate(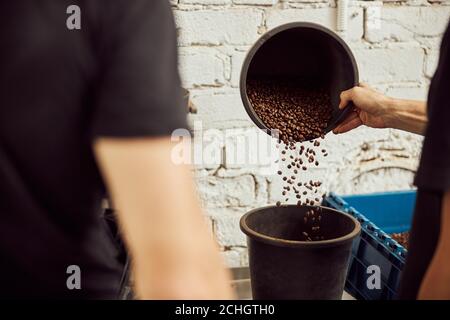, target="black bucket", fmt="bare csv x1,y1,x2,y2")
240,22,359,139
240,205,361,300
